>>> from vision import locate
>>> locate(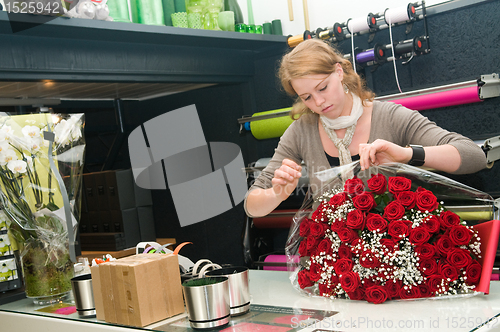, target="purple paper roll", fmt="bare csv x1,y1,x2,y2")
389,86,482,111
356,49,376,63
